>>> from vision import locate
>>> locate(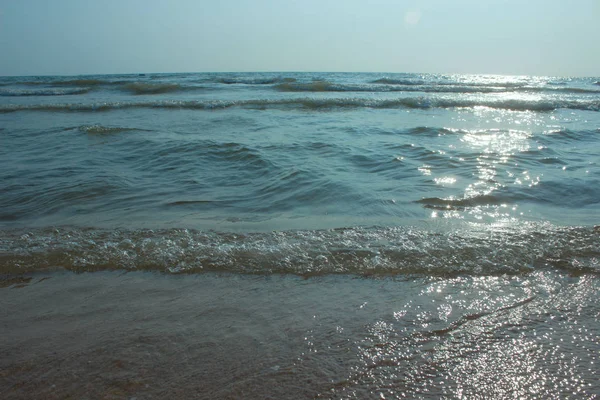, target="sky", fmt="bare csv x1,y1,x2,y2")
0,0,598,77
